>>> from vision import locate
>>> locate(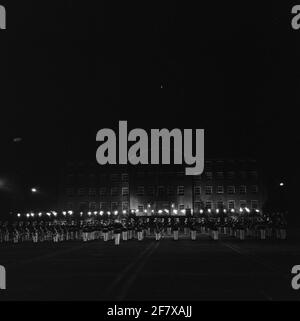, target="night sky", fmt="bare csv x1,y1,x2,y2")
0,1,298,213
